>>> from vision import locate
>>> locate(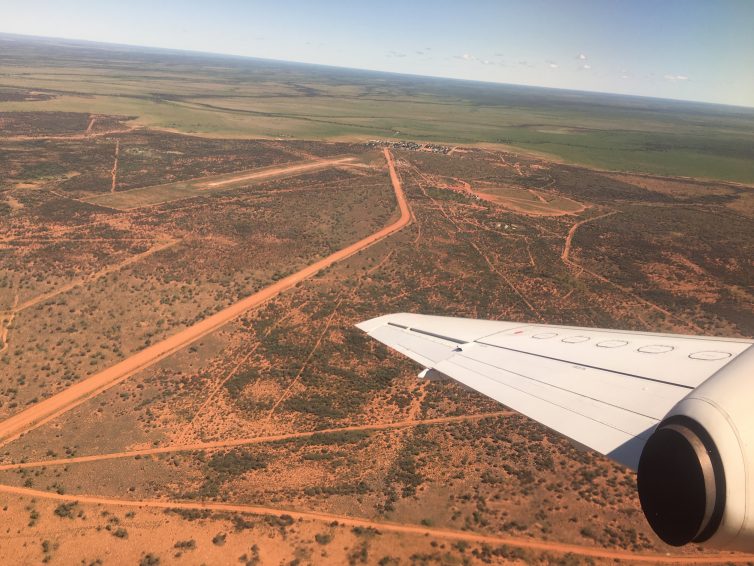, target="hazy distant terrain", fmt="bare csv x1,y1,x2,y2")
2,33,754,183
